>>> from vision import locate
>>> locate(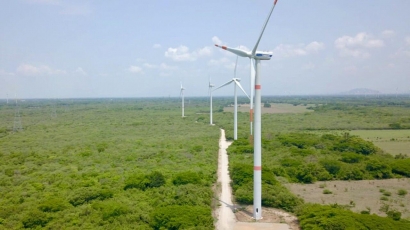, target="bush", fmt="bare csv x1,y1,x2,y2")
150,205,213,229
172,171,201,186
69,188,113,206
320,159,342,176
296,203,410,230
230,163,253,190
296,163,332,183
38,198,70,212
340,152,364,163
387,210,401,221
333,136,379,155
366,159,393,179
391,158,410,177
398,189,407,196
323,189,332,194
124,171,166,190
92,201,129,220
22,210,51,228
